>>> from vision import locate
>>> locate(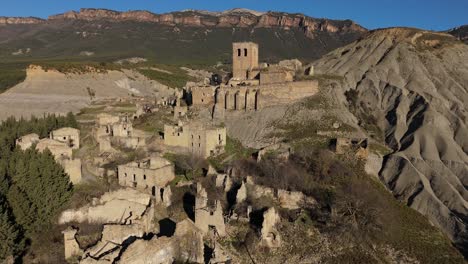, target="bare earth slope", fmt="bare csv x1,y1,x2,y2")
0,66,173,120
313,28,468,253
